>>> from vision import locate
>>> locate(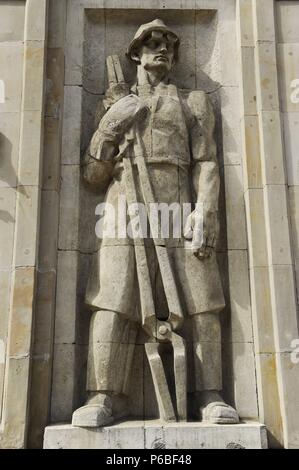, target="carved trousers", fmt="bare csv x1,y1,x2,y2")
87,310,222,394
